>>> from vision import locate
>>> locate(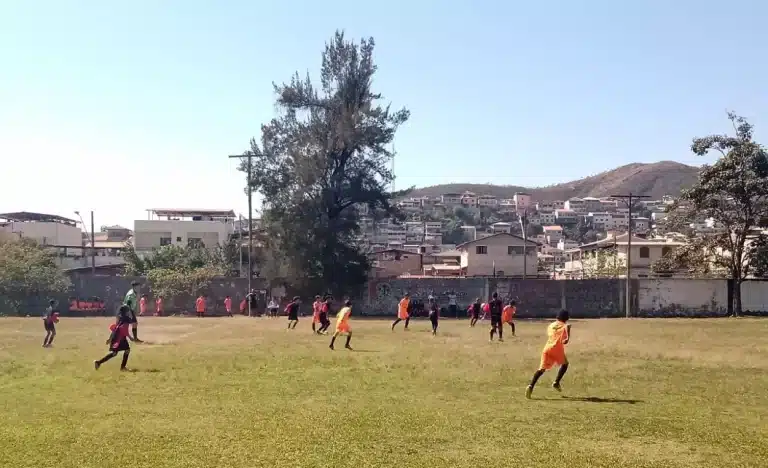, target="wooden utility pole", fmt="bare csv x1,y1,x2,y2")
610,193,650,318
90,211,95,274
229,153,254,317
518,208,528,279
